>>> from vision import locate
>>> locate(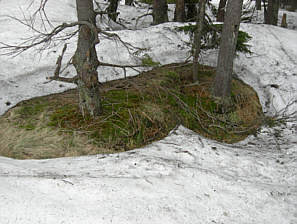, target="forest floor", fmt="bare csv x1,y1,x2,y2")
0,63,263,159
